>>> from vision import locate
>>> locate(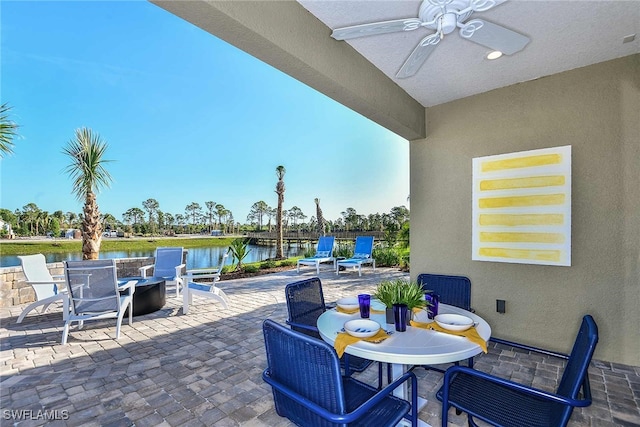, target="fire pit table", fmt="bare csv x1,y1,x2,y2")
118,276,166,316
